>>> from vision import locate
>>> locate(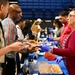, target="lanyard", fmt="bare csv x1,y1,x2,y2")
62,29,75,49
